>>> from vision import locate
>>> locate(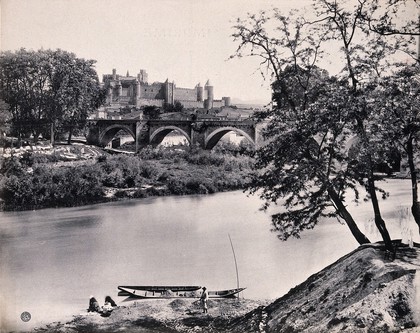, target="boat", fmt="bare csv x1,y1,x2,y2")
117,286,246,299
118,285,202,297
118,235,246,300
207,288,246,298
